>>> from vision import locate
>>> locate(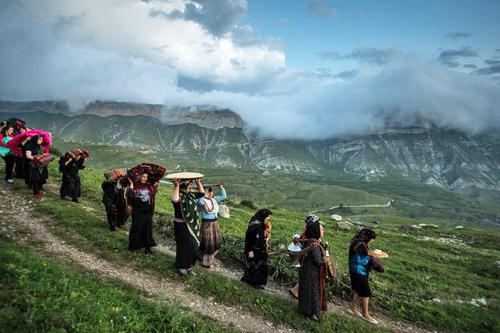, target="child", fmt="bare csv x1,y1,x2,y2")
348,228,384,324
